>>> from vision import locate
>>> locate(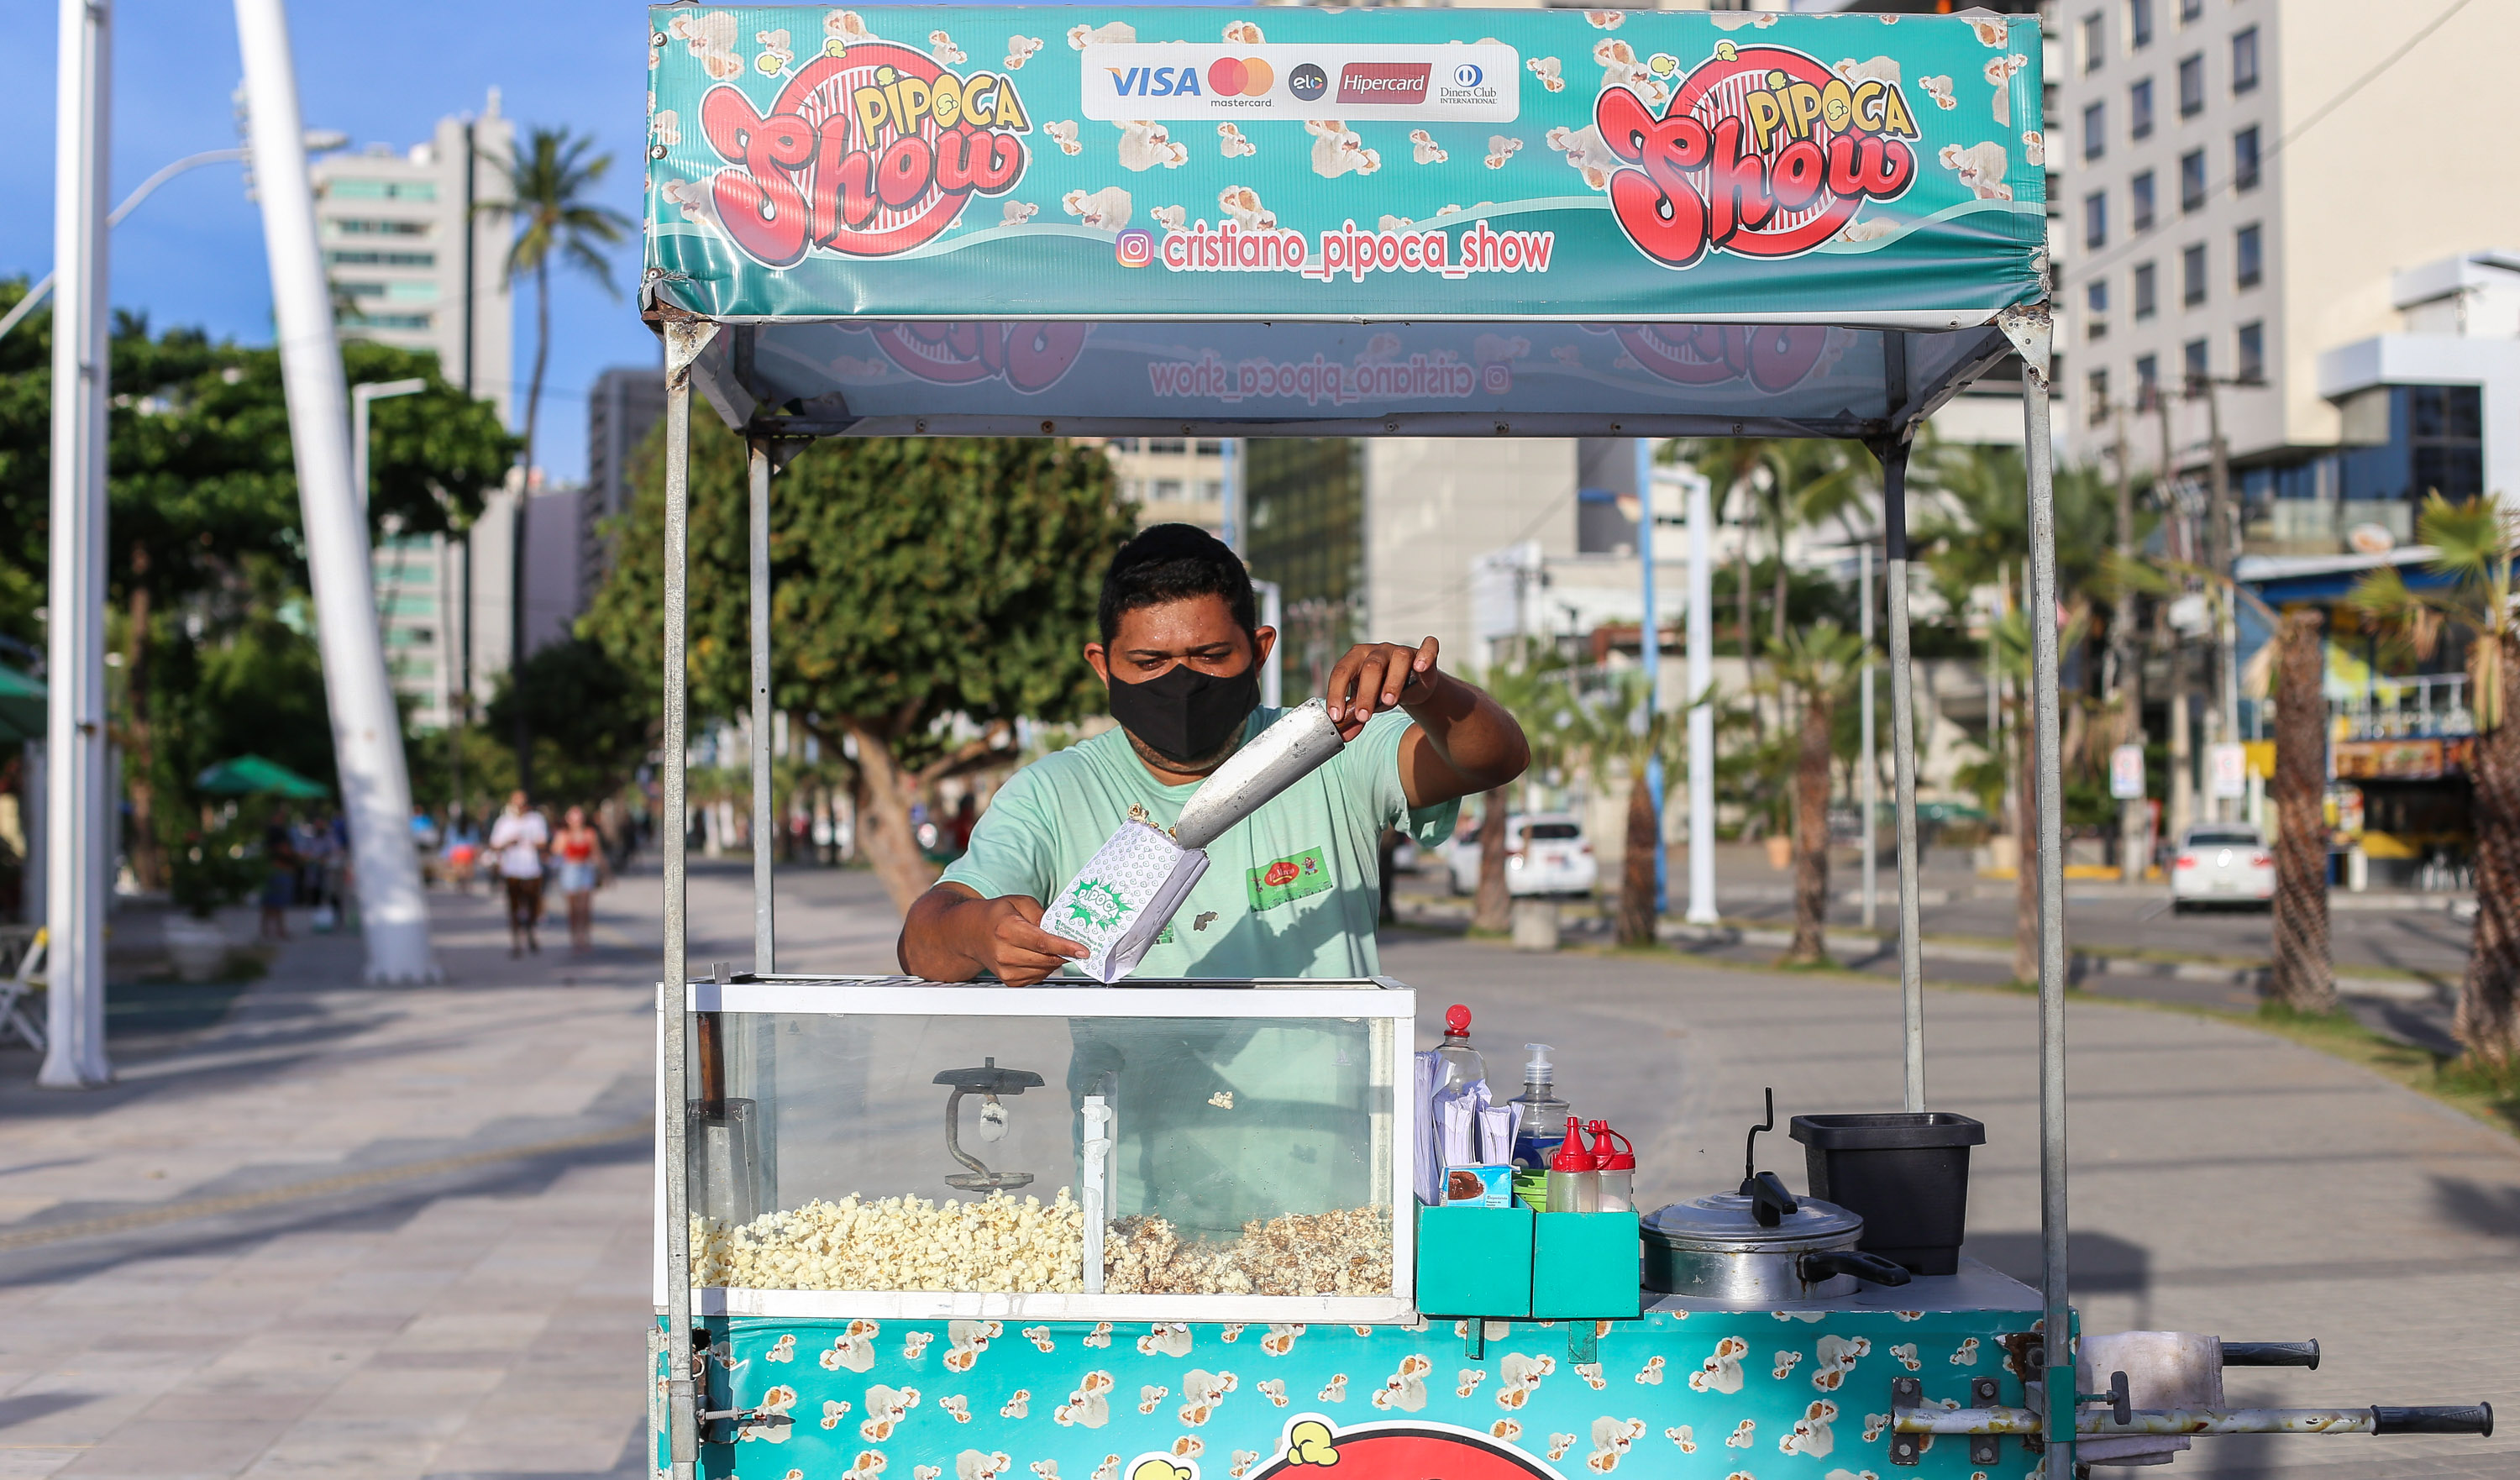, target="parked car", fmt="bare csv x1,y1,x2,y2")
2169,824,2274,911
1446,812,1599,897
